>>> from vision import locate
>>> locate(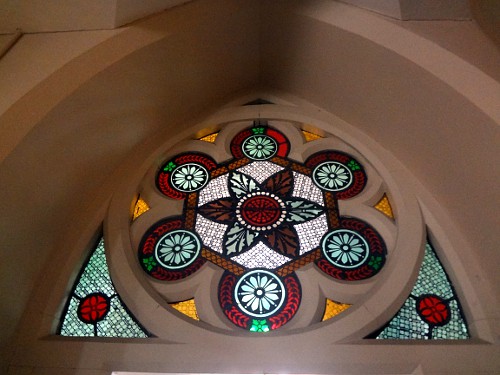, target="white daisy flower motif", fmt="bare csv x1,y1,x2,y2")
322,229,369,268
235,270,285,317
171,163,209,192
154,230,201,269
242,135,278,160
312,161,353,191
